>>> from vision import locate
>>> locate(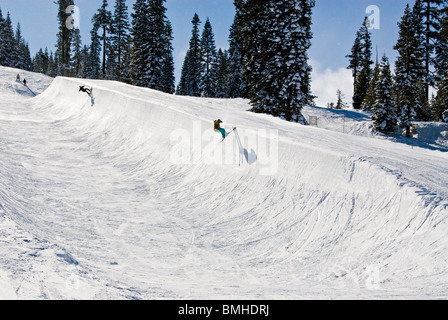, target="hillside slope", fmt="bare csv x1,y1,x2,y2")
0,67,447,299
